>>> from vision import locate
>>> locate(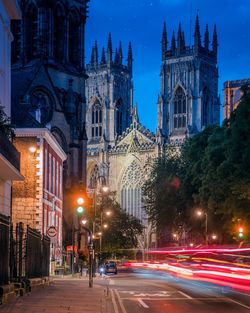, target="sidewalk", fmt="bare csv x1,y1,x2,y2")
0,276,109,313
